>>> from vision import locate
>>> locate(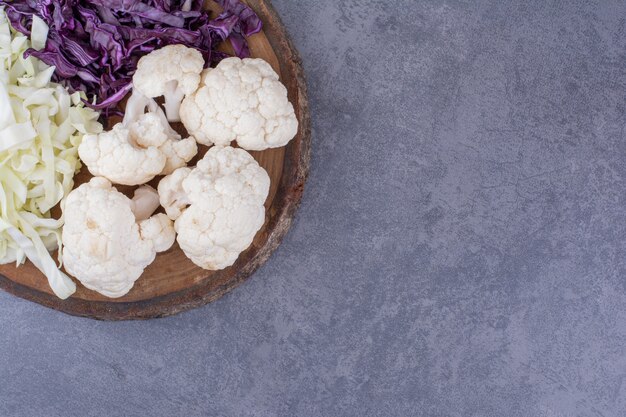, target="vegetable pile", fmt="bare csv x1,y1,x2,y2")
0,1,300,301
0,9,102,299
1,0,262,112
